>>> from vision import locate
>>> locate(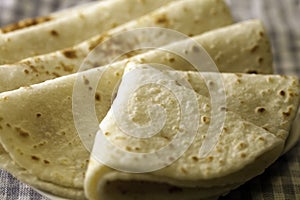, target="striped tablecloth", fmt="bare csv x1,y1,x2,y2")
0,0,299,199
